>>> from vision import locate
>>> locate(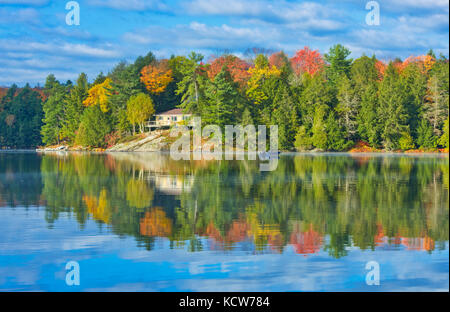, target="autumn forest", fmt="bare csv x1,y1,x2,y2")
0,45,449,152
